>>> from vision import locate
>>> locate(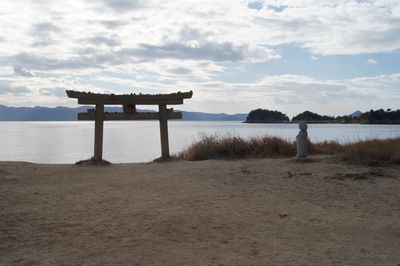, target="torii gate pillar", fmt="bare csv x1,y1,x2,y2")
159,104,170,159
94,104,104,161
